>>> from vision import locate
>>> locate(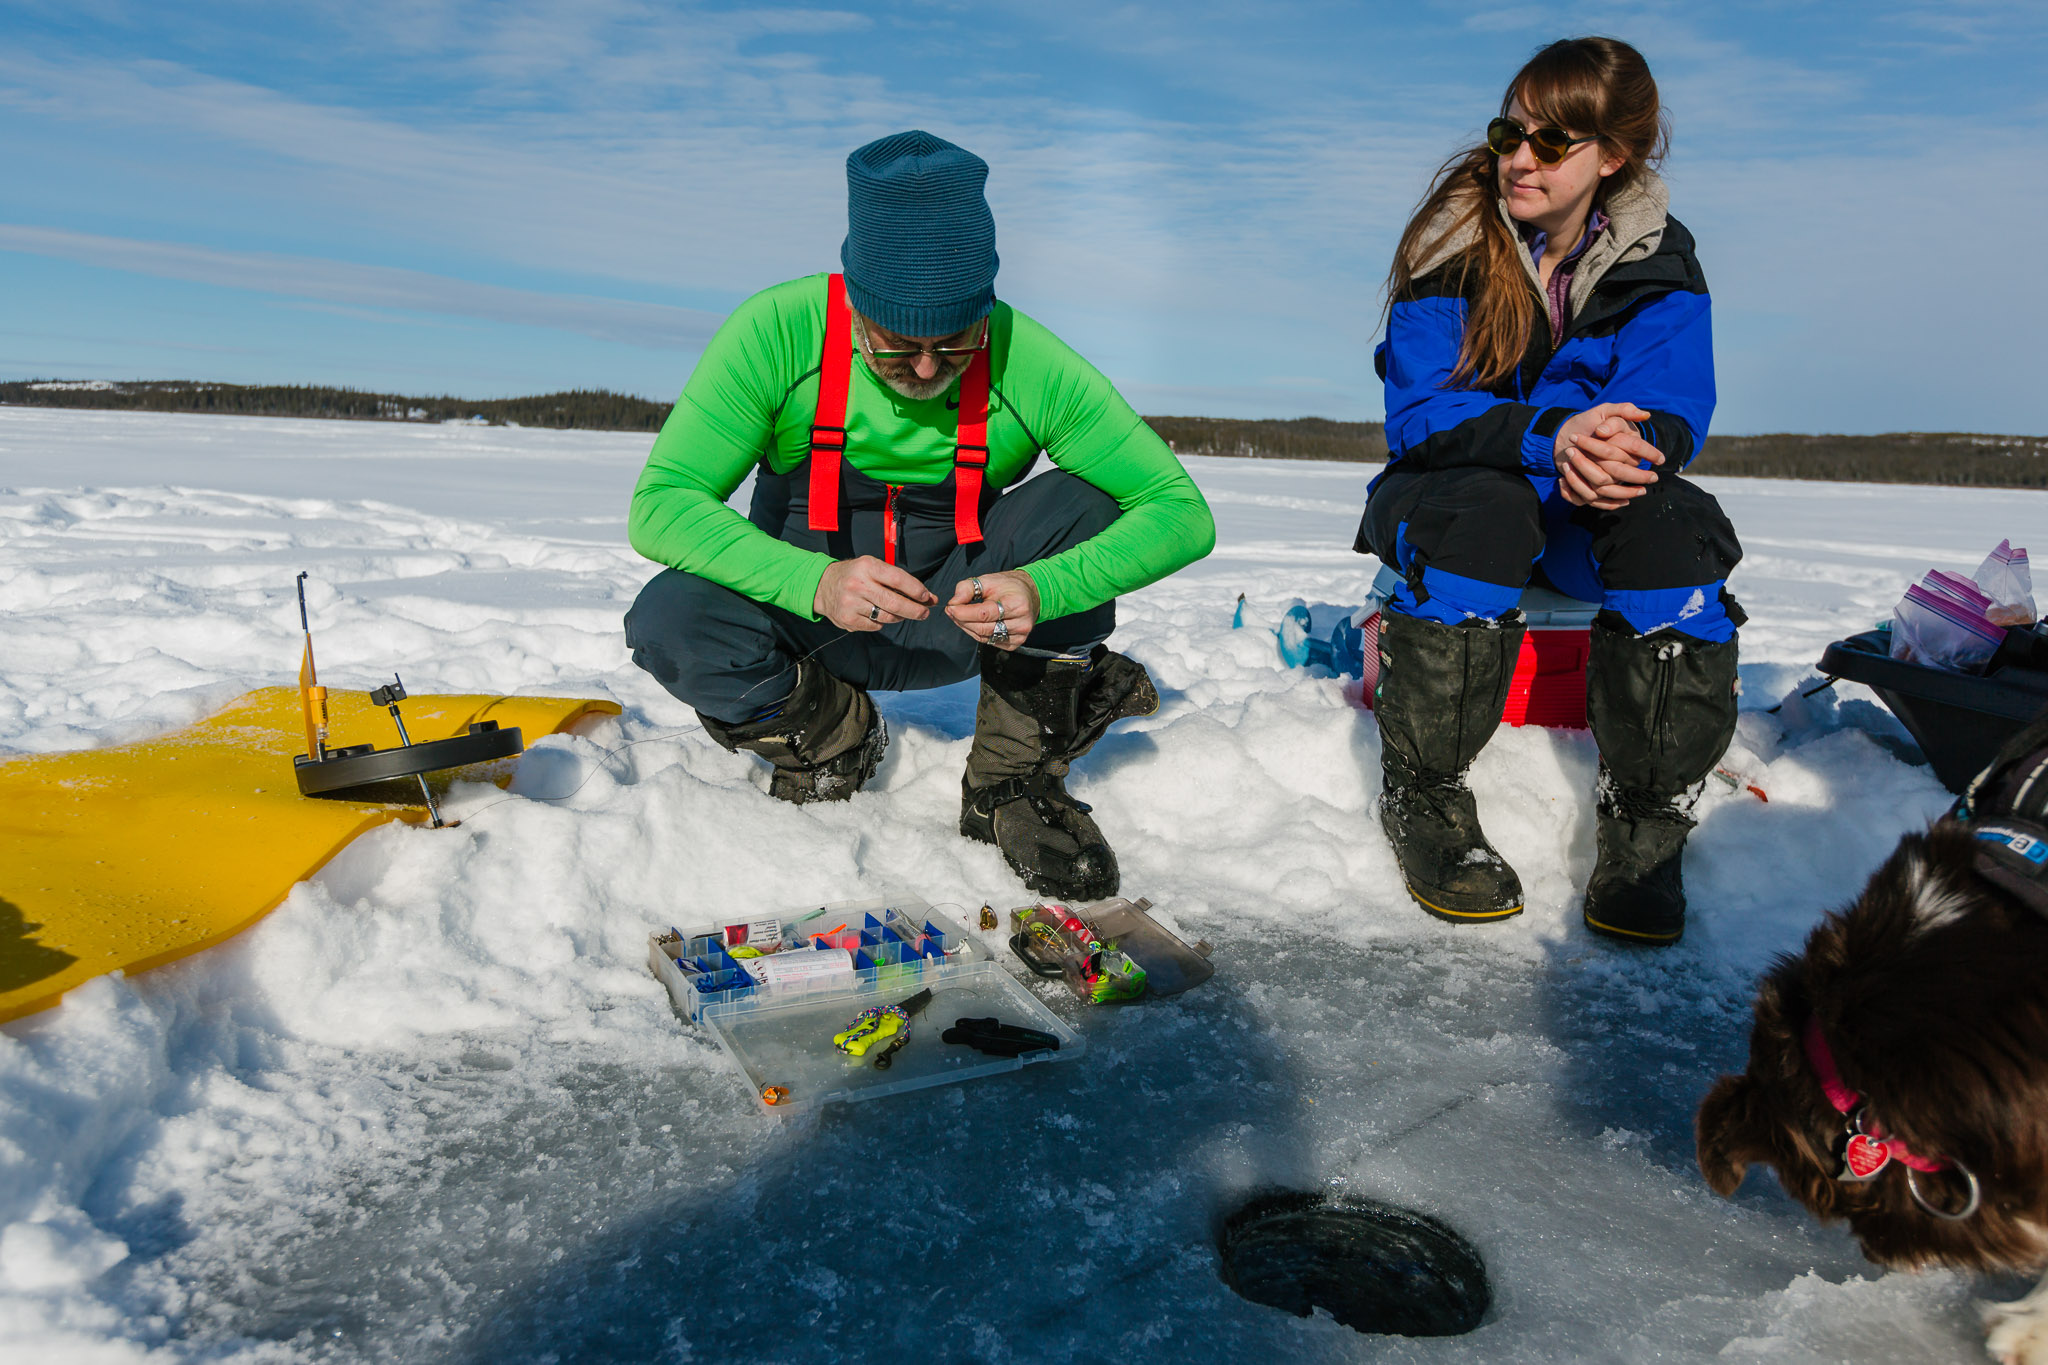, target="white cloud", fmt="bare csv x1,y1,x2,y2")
0,225,722,349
